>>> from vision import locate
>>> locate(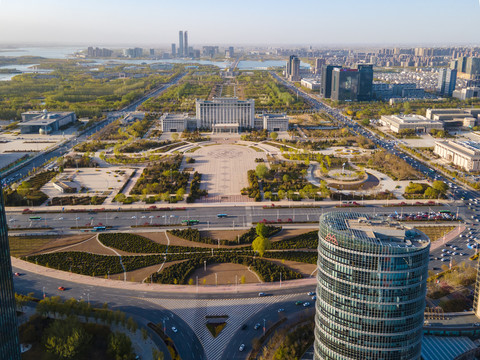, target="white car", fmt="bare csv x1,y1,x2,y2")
171,326,178,333
239,344,245,352
303,302,310,307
